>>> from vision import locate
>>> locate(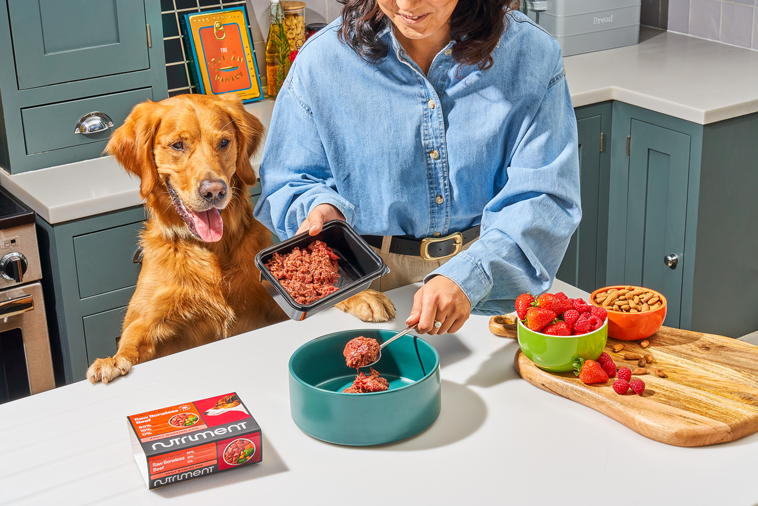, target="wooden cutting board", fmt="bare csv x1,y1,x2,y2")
493,318,758,447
